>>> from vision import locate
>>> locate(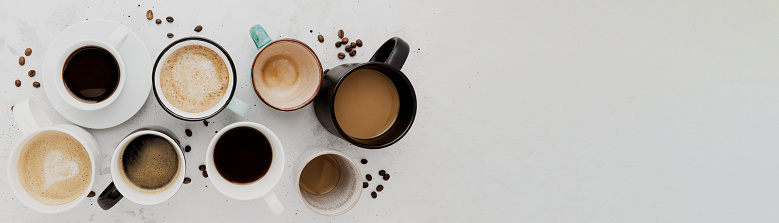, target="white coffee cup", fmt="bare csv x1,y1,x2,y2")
7,99,100,213
296,150,362,216
97,129,186,210
206,122,285,215
54,27,128,111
